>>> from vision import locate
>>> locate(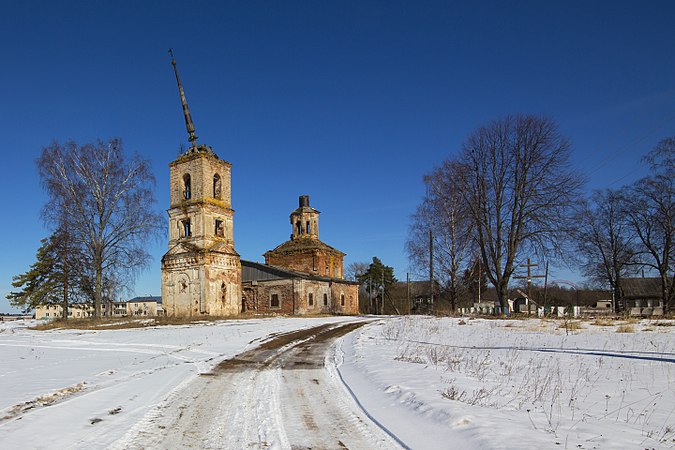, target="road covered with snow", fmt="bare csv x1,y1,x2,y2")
112,321,400,449
1,315,674,449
